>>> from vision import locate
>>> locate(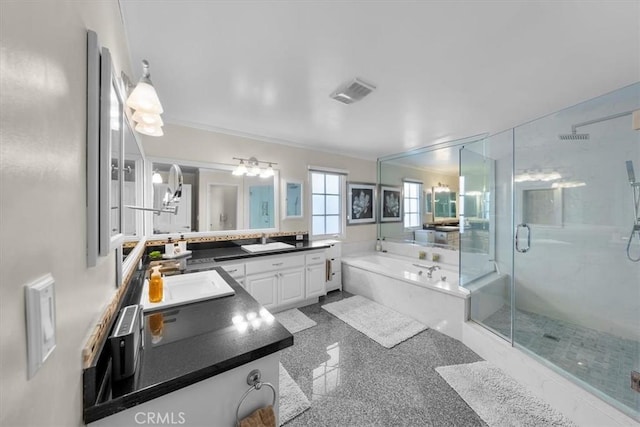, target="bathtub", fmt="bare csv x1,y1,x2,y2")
342,252,470,340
